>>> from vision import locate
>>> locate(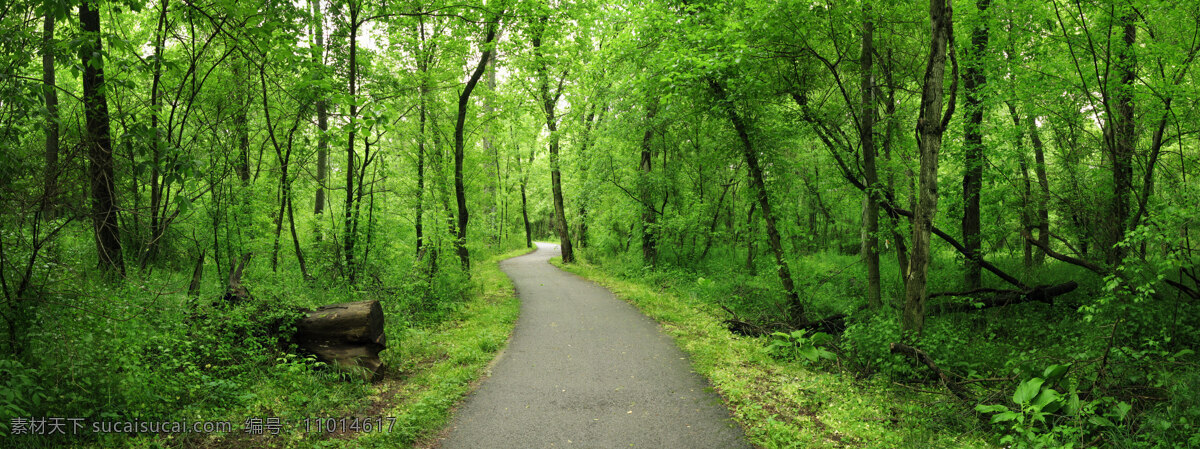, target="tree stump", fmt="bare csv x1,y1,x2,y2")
295,300,386,381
